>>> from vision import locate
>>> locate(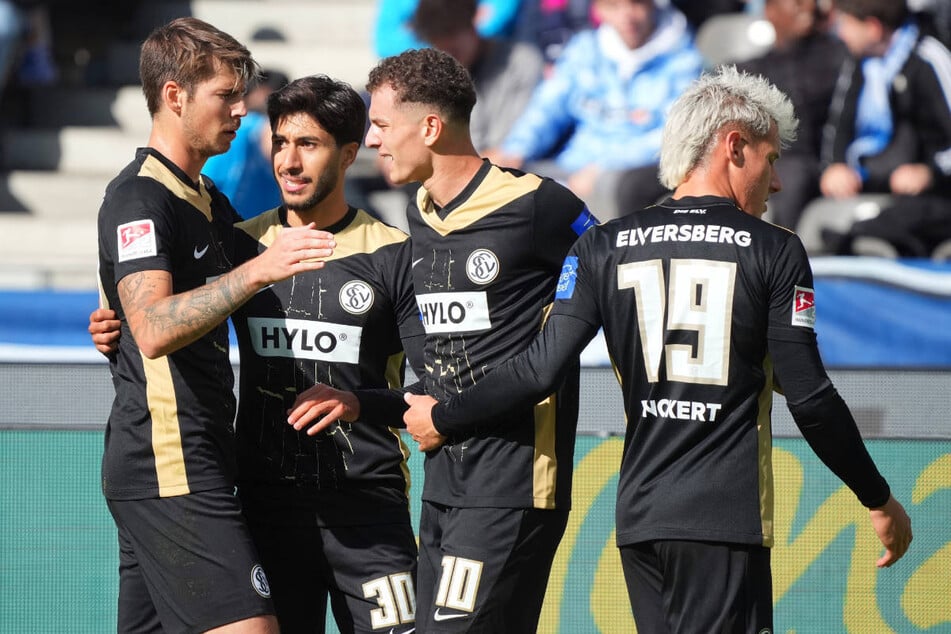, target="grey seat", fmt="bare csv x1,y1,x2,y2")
794,194,895,255
694,12,776,68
